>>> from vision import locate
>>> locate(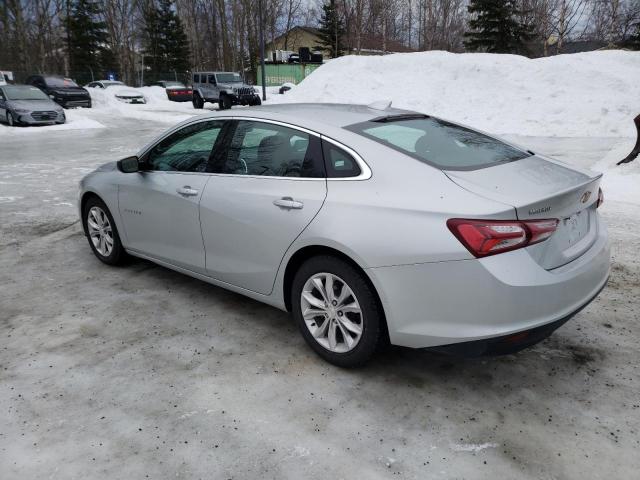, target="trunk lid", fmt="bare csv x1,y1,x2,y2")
445,155,602,269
